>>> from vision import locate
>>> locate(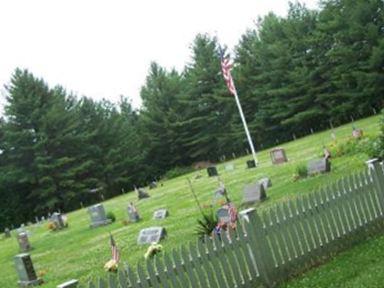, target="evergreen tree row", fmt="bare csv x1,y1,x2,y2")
1,0,383,229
